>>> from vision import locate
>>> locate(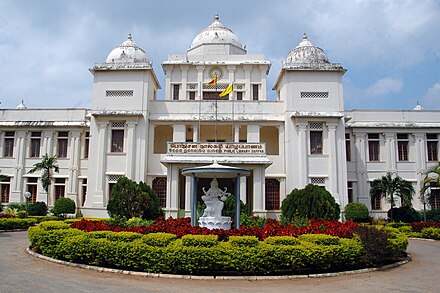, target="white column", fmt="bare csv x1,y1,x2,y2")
243,65,252,100
164,65,173,100
354,132,368,206
384,133,397,173
247,124,260,142
196,65,205,100
10,131,27,202
227,65,236,99
240,175,247,204
234,125,240,142
125,121,137,179
185,176,192,217
181,65,189,100
297,124,308,187
259,65,267,101
93,122,108,207
67,130,81,205
253,167,264,215
193,124,199,142
327,124,338,197
167,165,179,218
